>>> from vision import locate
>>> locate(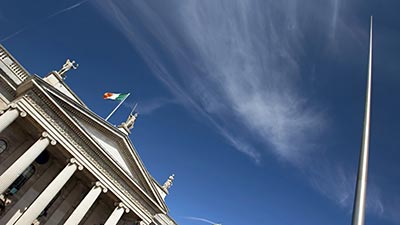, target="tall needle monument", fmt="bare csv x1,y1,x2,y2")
351,16,374,225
